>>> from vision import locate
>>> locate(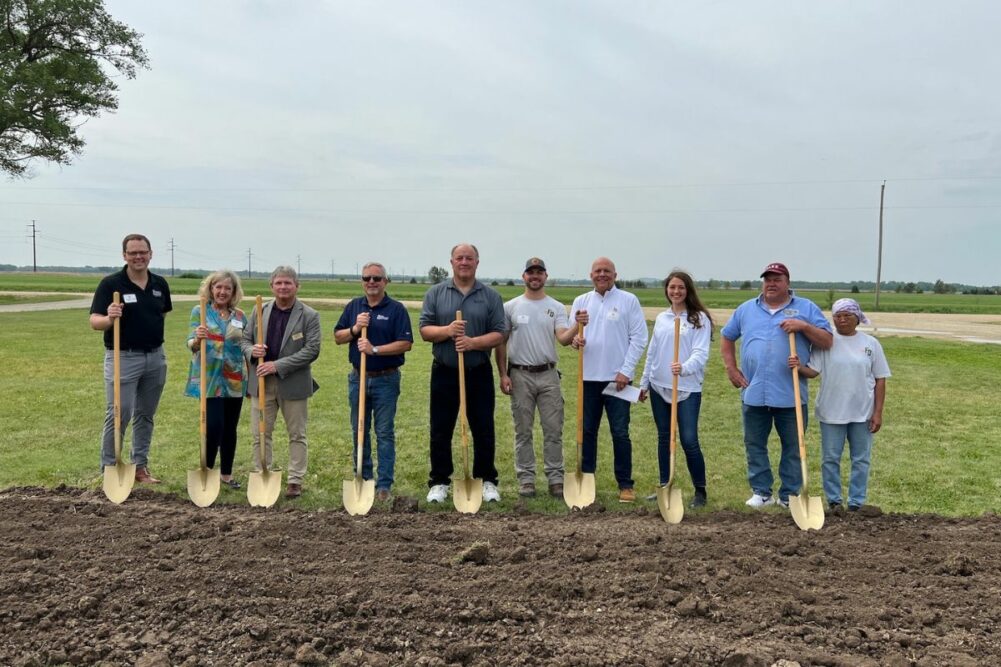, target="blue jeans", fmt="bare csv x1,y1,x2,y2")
742,404,805,502
649,391,706,487
582,381,633,489
348,369,402,491
820,421,872,507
